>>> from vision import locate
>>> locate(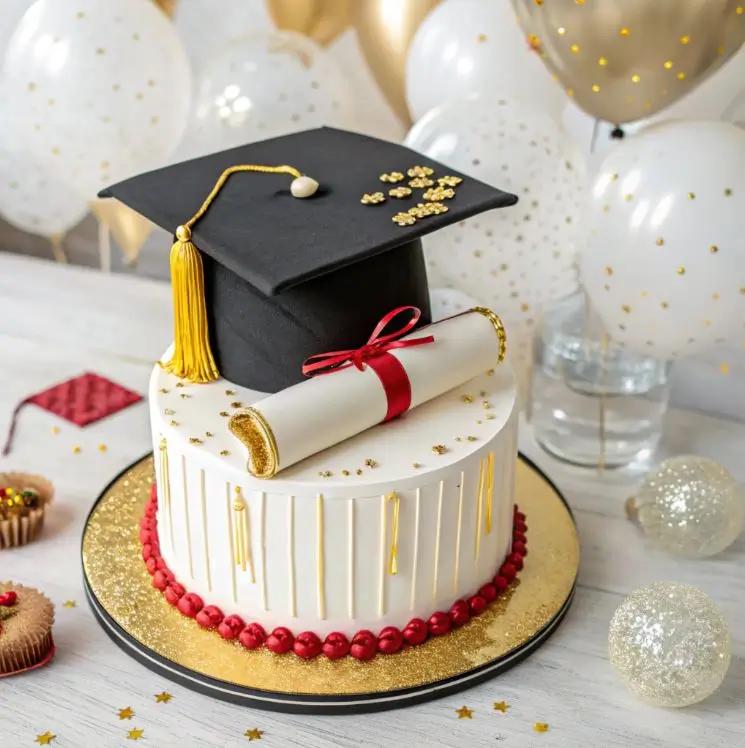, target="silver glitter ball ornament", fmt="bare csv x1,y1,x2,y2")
634,456,745,558
609,582,731,707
